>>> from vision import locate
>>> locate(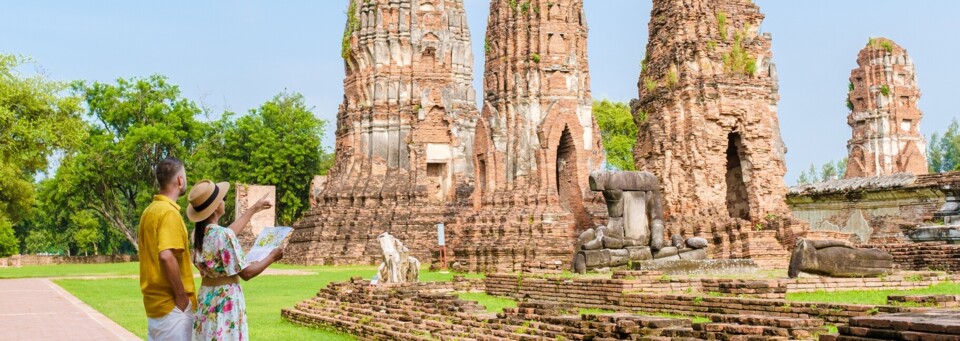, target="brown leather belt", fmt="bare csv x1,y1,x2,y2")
201,275,239,287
